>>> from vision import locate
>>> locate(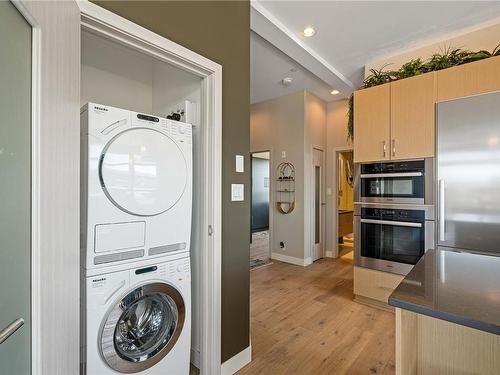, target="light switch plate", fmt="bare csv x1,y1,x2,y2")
231,184,244,201
236,155,244,173
281,151,286,158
